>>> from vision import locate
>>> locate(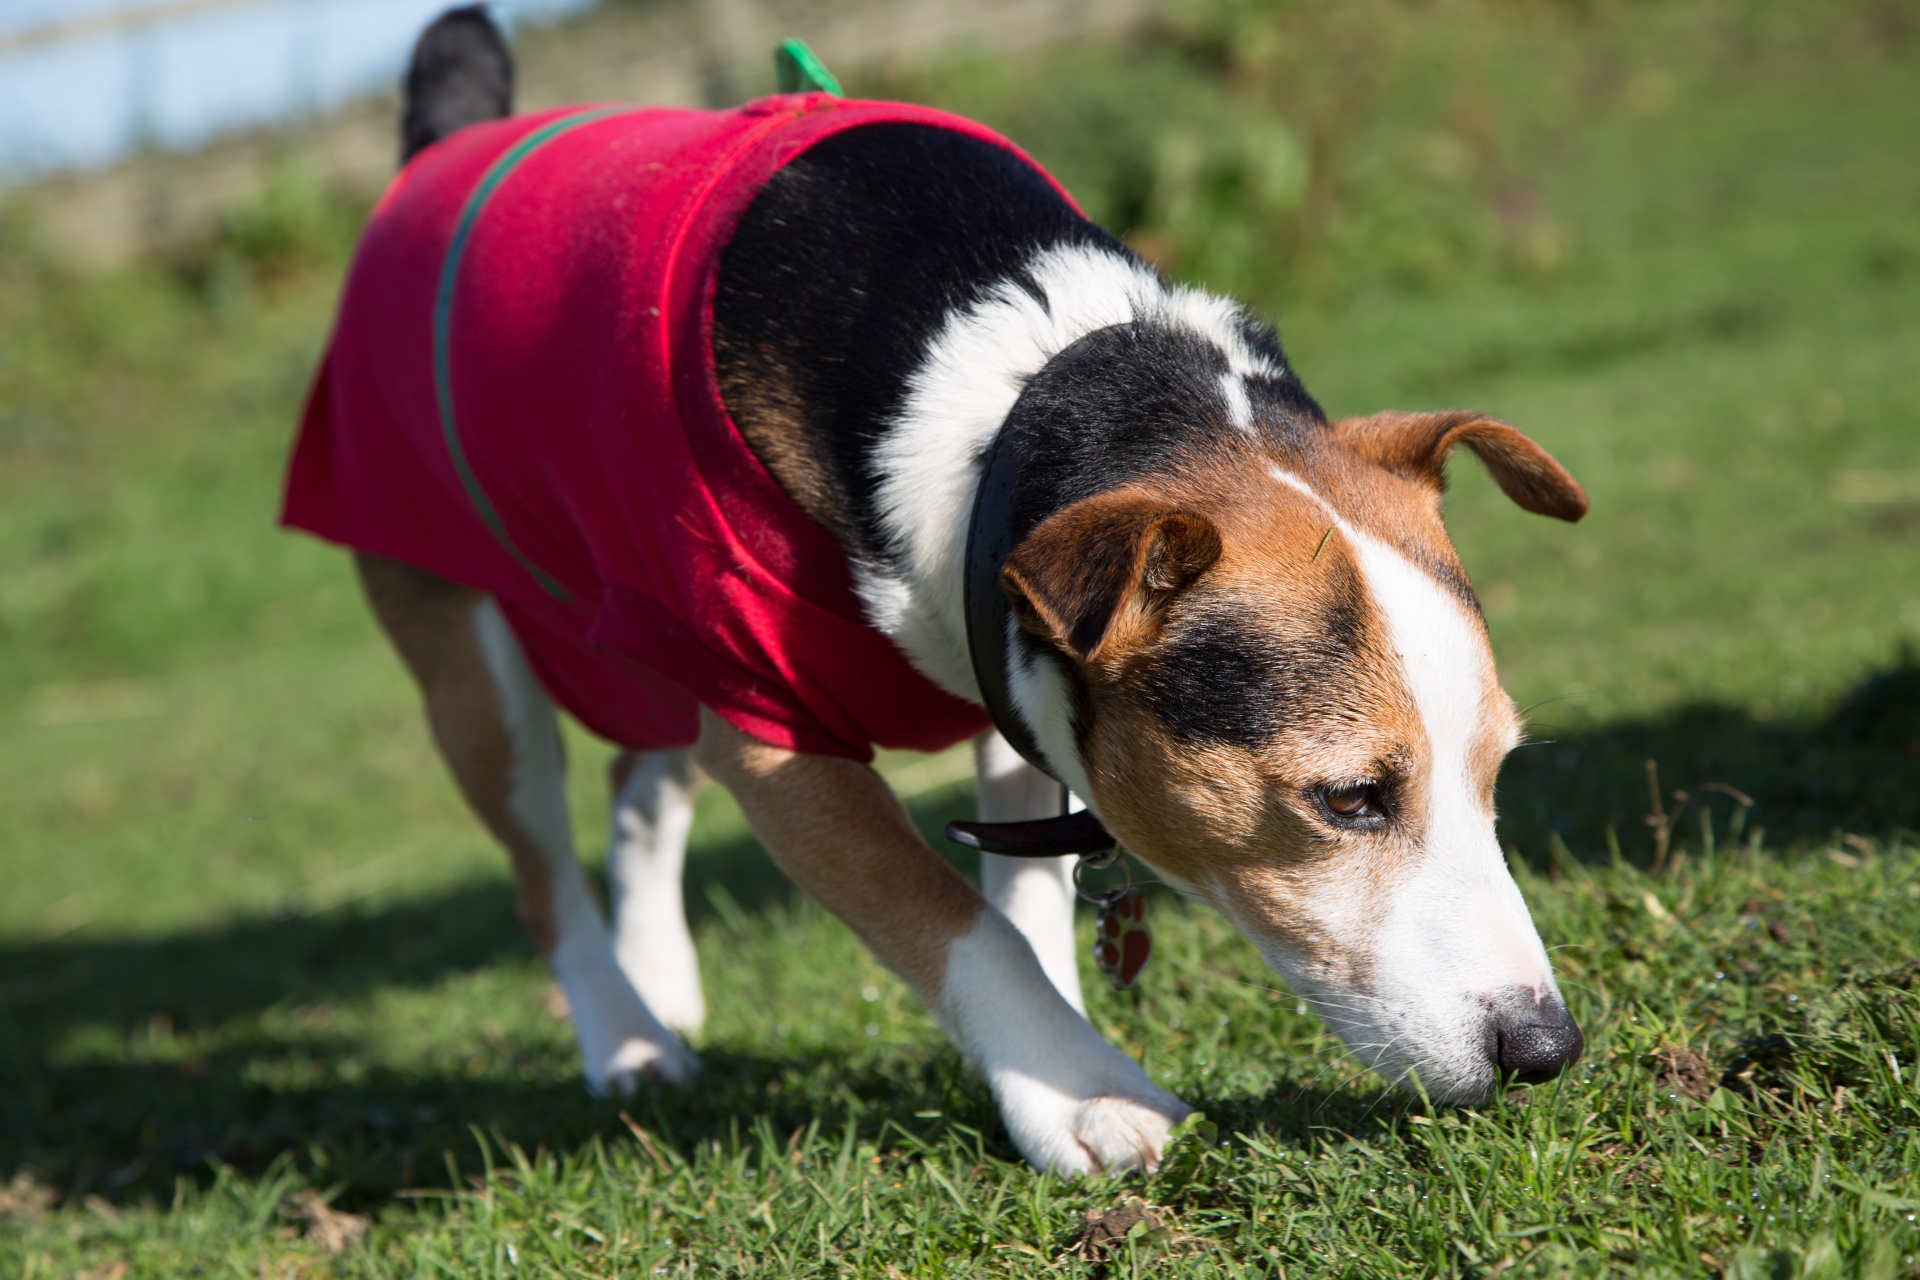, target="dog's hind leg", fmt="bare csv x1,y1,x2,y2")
354,553,699,1093
973,732,1086,1016
605,749,706,1034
